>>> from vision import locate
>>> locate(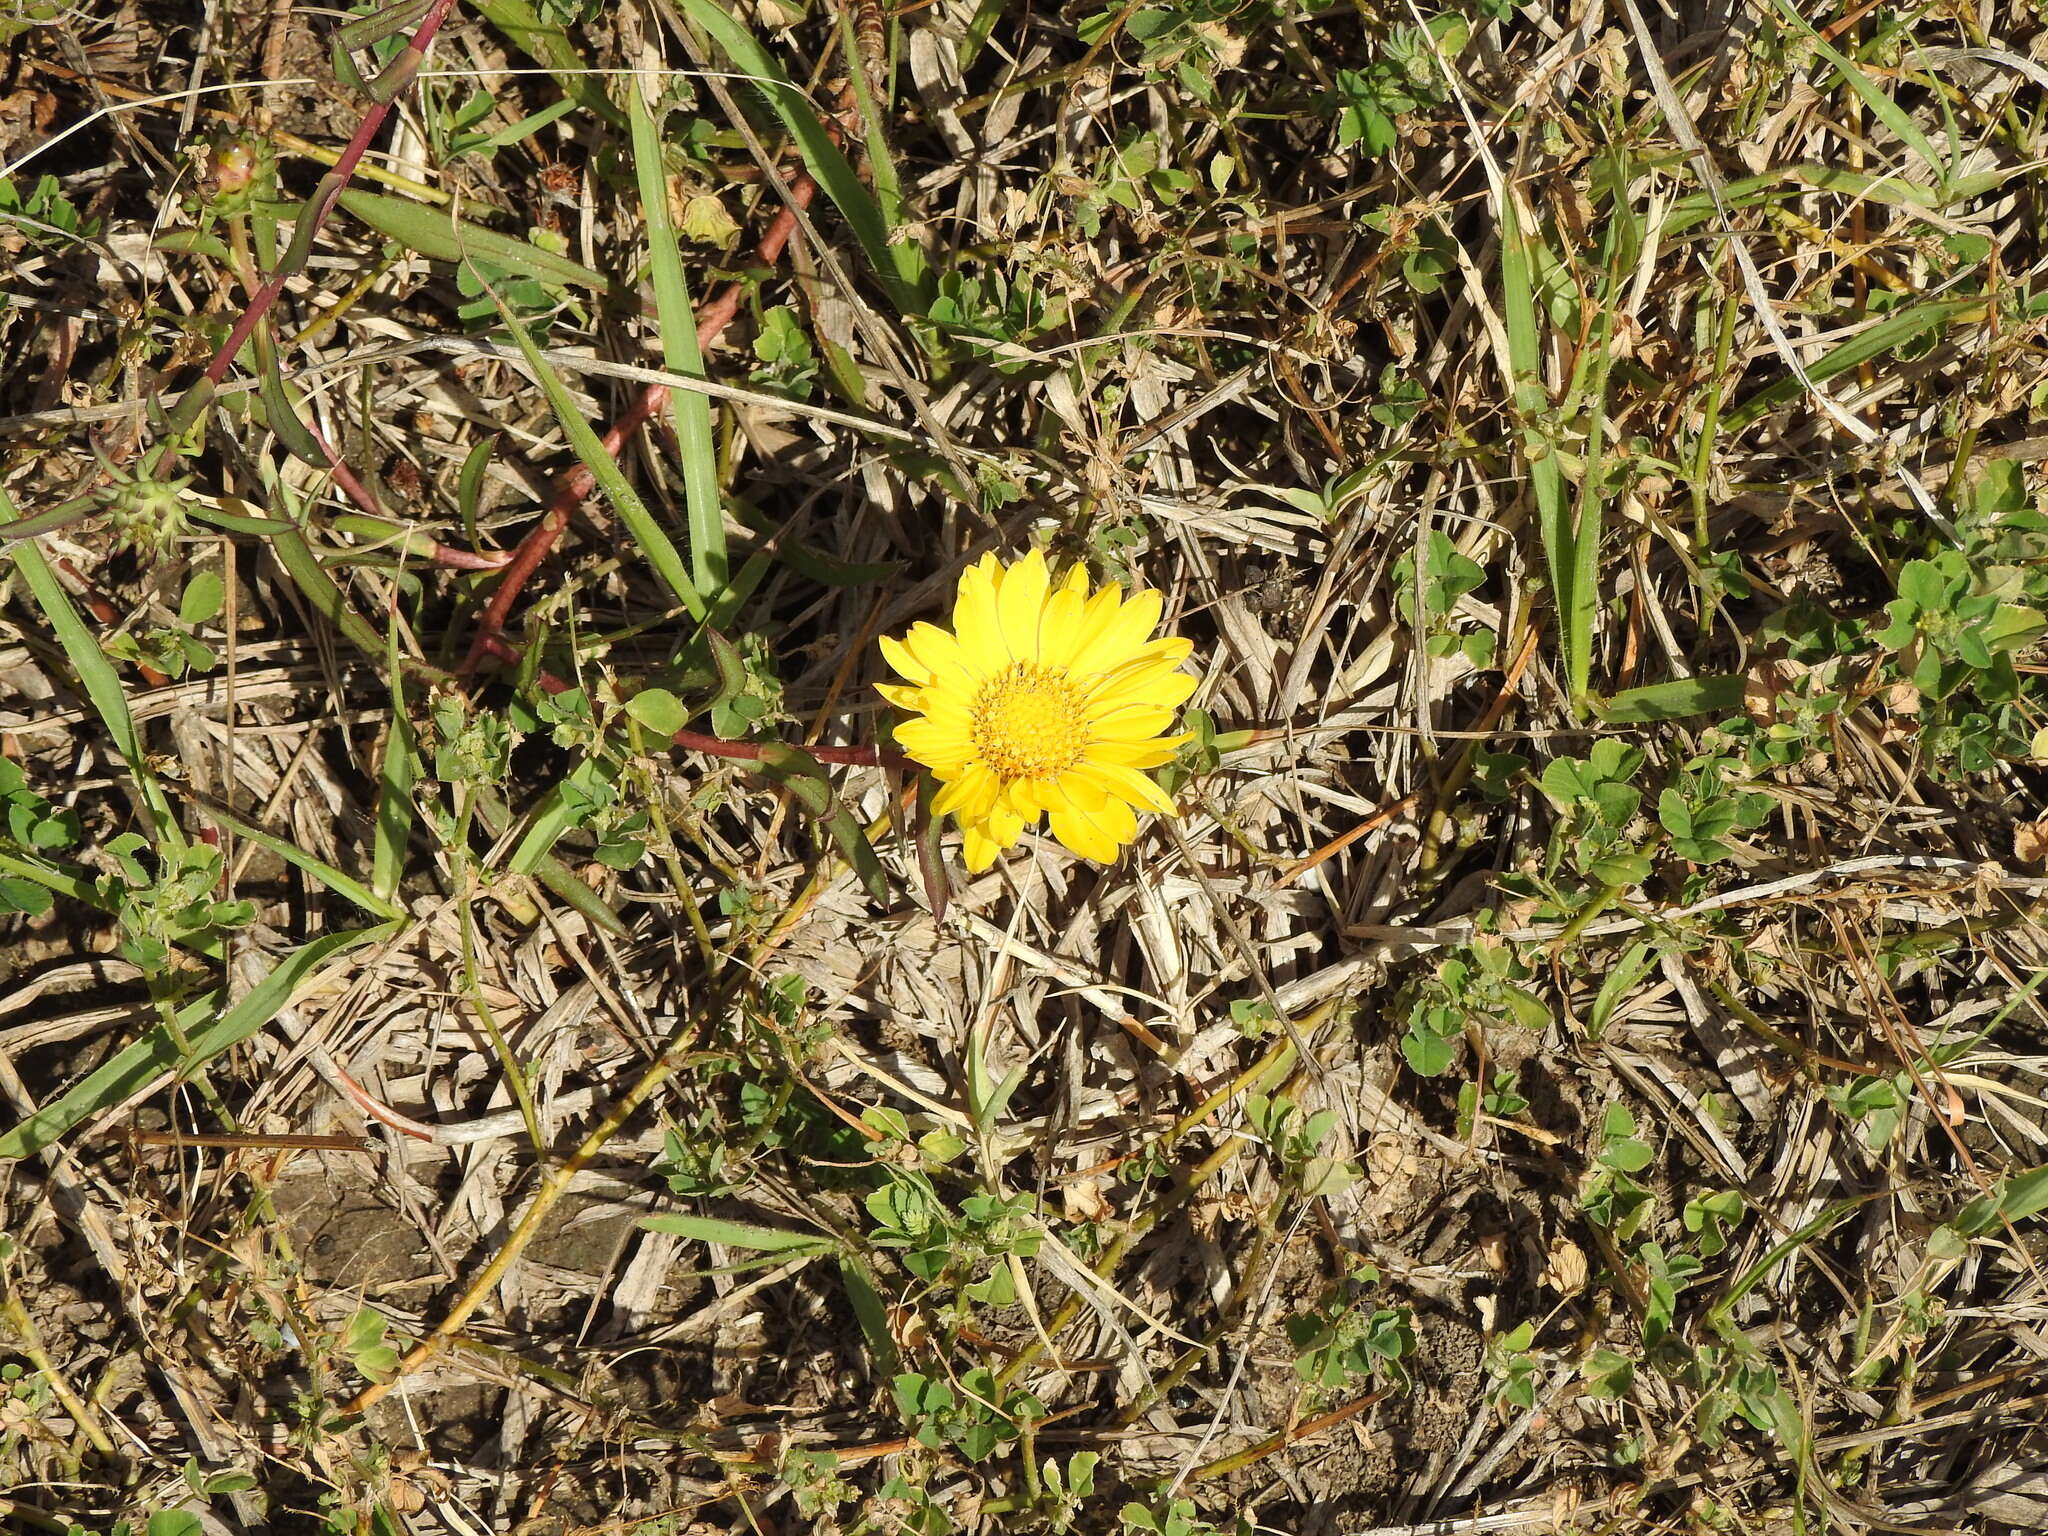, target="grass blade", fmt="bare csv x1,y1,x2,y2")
1594,675,1747,723
1765,0,1949,189
639,1213,838,1256
336,187,611,293
465,0,625,128
627,81,727,597
1497,193,1585,704
8,539,183,849
197,796,402,921
484,294,707,622
373,615,419,902
1721,296,1984,431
